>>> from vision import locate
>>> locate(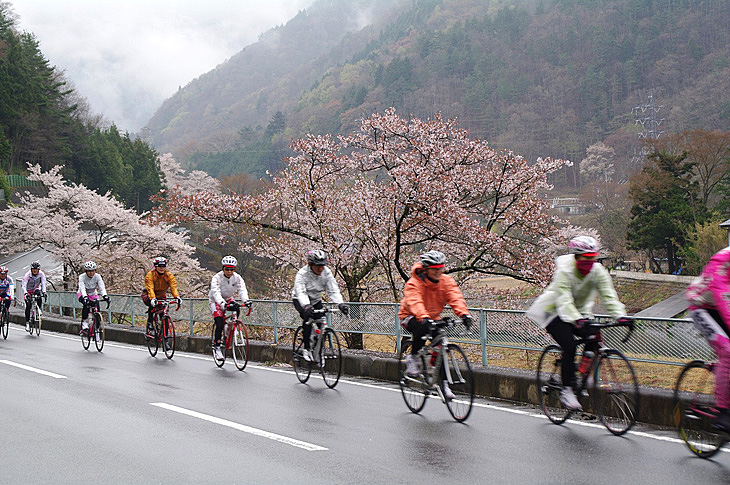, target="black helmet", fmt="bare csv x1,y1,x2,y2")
30,261,41,269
